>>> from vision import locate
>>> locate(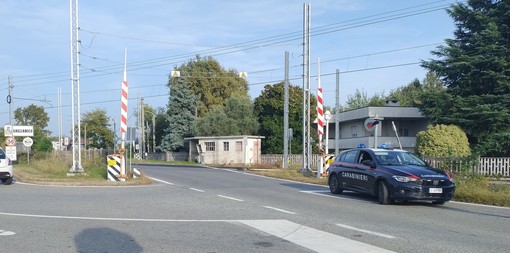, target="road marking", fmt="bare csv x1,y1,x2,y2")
189,188,204,192
300,190,368,203
0,230,15,236
217,195,244,202
263,206,296,215
148,177,174,185
0,211,394,252
240,220,396,253
336,224,396,239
